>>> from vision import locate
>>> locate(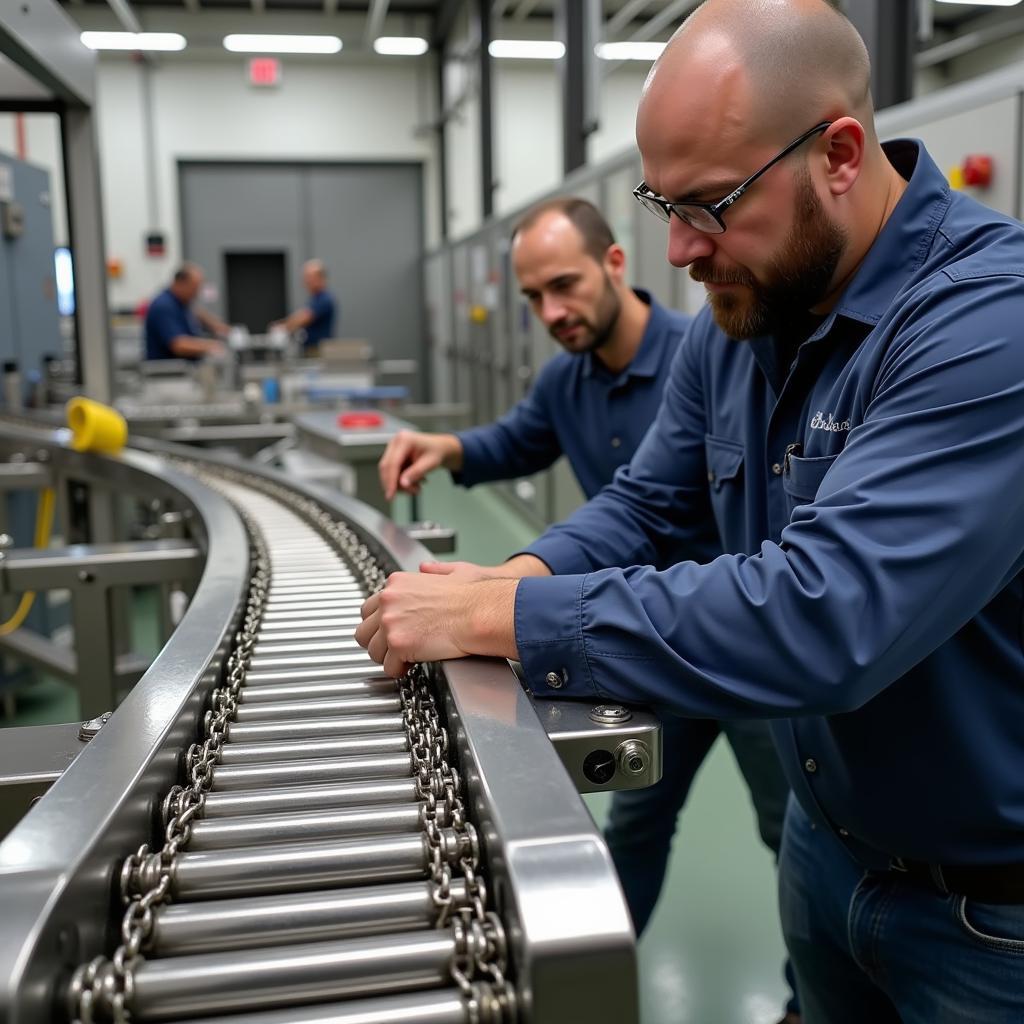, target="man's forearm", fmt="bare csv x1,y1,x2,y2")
170,336,219,359
195,308,228,337
466,578,520,659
